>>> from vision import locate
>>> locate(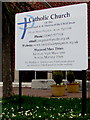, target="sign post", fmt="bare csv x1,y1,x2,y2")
15,3,88,114
19,71,22,111
82,70,87,116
